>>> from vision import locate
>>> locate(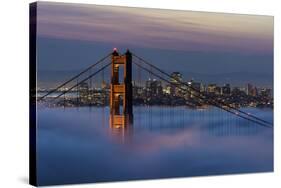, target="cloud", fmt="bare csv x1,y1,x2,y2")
36,1,273,54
